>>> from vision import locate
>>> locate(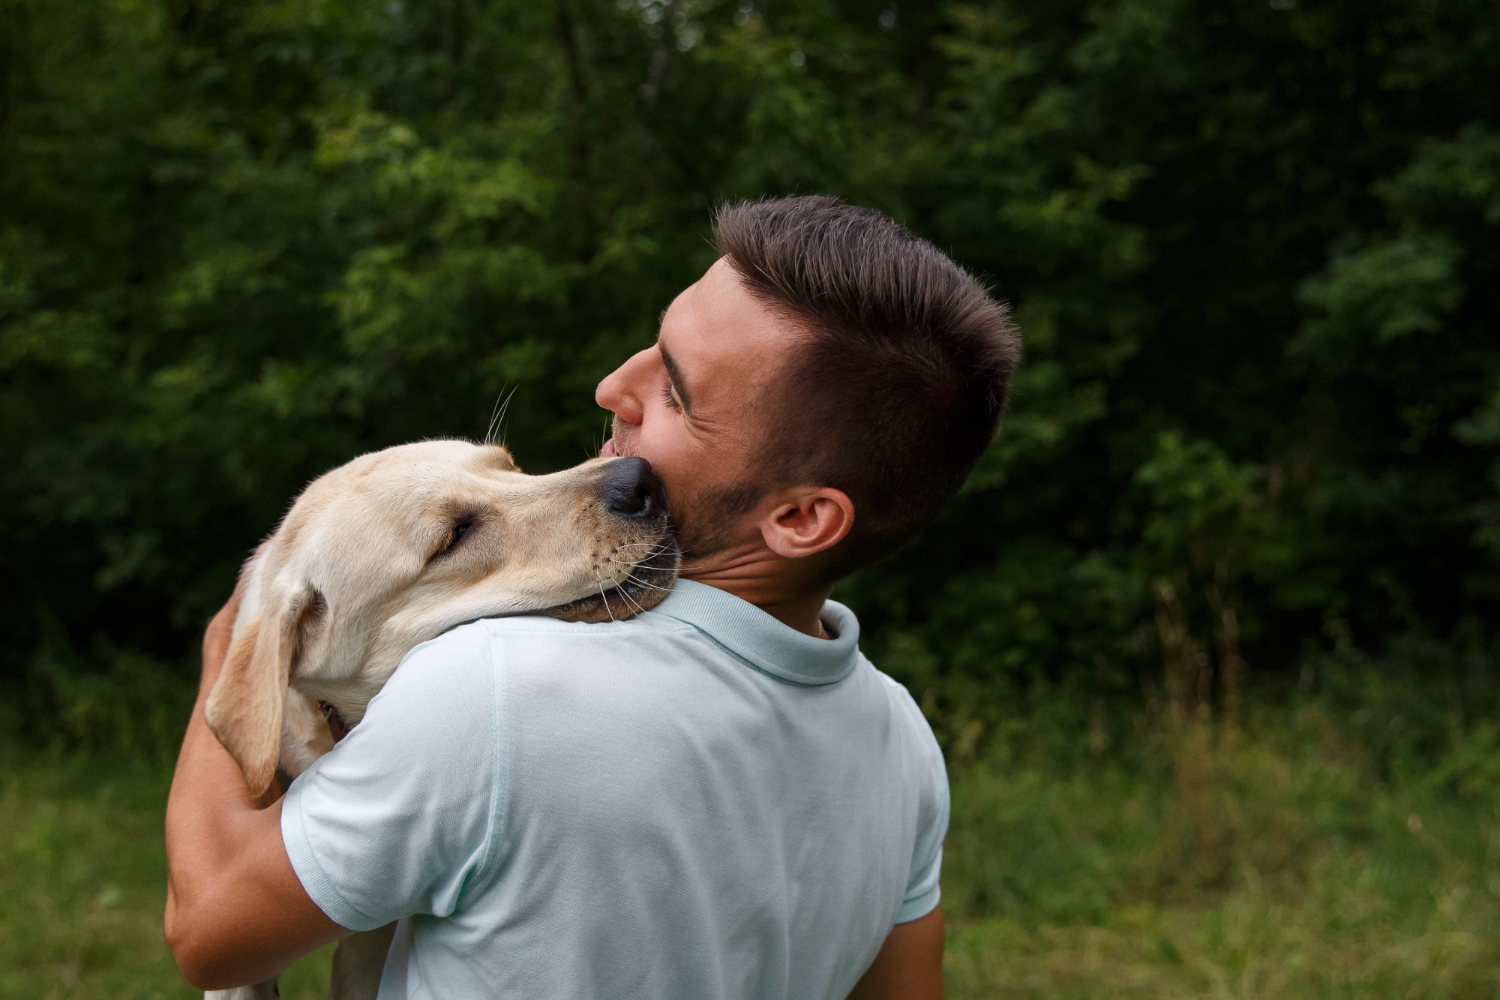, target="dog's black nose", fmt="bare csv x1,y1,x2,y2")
601,457,667,519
